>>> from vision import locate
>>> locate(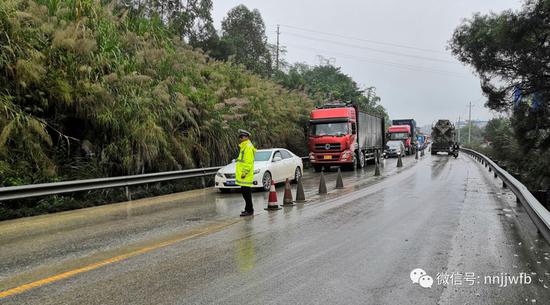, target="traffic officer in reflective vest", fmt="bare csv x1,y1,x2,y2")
236,129,256,216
